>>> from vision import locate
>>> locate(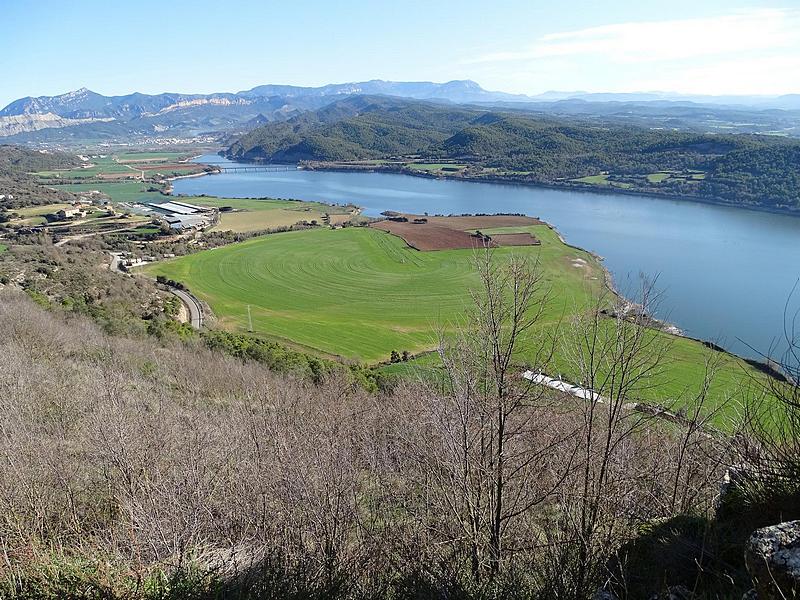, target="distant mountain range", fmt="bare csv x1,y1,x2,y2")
0,80,528,141
2,80,799,143
527,91,800,110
